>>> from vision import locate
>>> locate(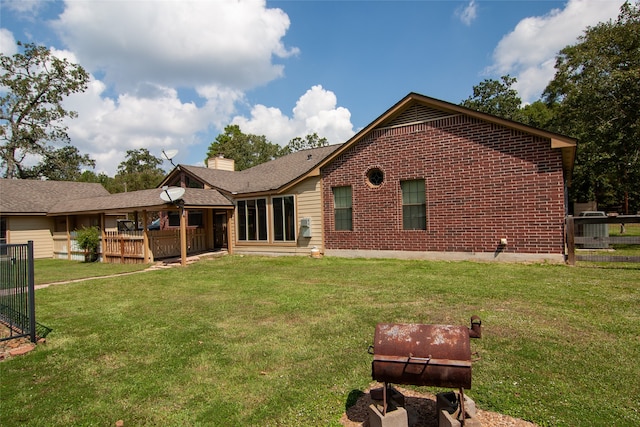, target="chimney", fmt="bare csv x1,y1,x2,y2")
207,155,235,171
